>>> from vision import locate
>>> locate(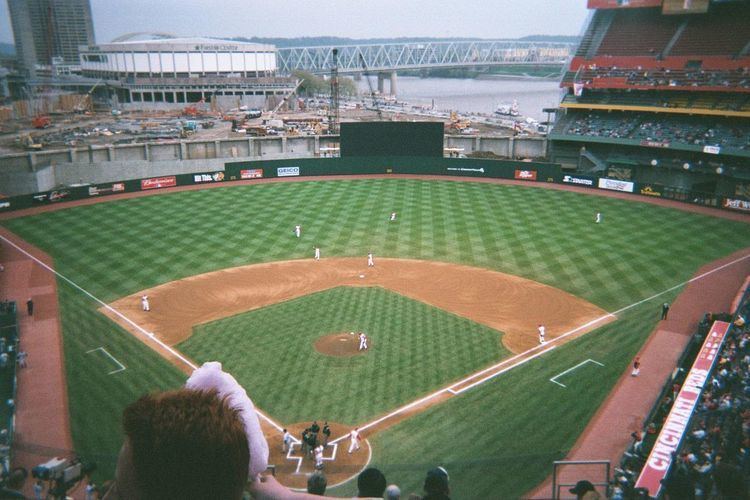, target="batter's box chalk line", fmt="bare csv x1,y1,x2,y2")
549,358,605,388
